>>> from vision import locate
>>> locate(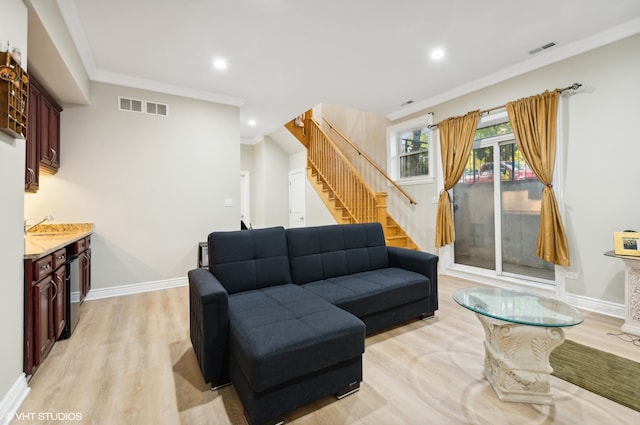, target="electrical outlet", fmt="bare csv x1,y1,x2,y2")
565,271,579,279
